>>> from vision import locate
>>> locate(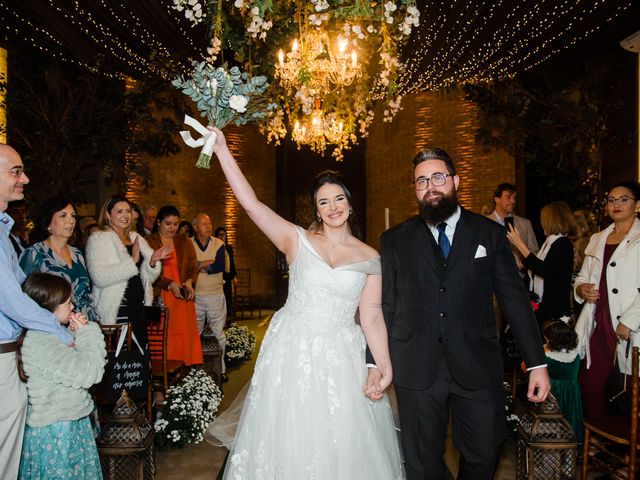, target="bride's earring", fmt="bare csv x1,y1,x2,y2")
317,214,322,224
